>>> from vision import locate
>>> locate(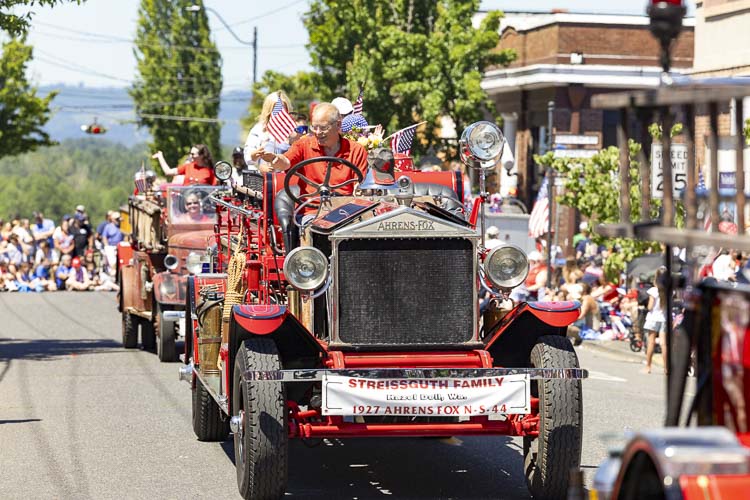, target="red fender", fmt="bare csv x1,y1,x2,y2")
232,304,287,335
525,301,581,327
